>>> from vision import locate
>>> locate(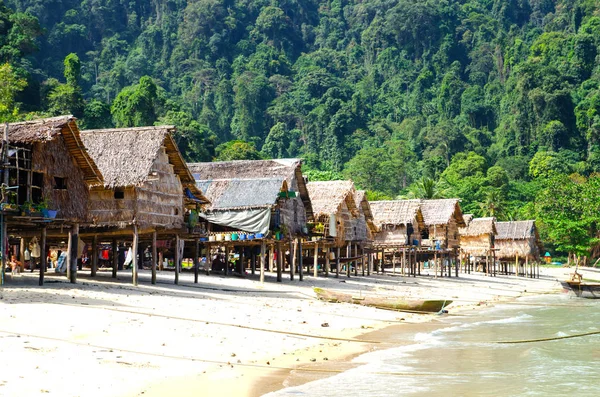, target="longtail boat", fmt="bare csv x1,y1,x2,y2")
313,287,451,313
561,280,600,299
